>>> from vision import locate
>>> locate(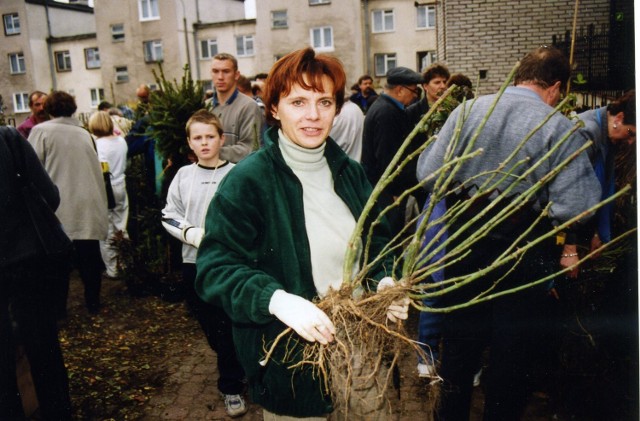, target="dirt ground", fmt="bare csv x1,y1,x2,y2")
17,271,636,420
